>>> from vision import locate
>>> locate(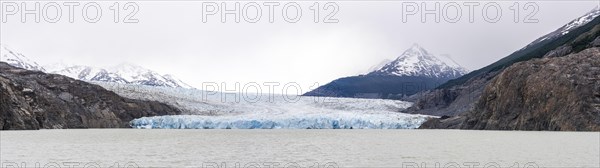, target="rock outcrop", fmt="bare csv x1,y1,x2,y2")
408,11,600,118
417,12,600,131
404,70,498,116
543,45,573,58
462,47,600,131
0,62,181,130
421,47,600,131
